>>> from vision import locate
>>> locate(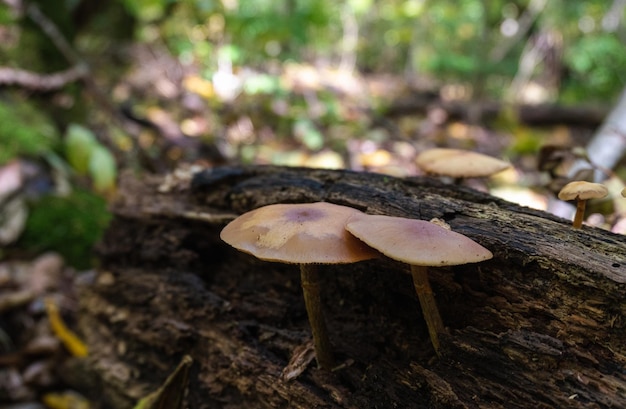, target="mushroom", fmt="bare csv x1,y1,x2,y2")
220,202,379,369
557,181,608,229
415,148,511,183
346,214,493,355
